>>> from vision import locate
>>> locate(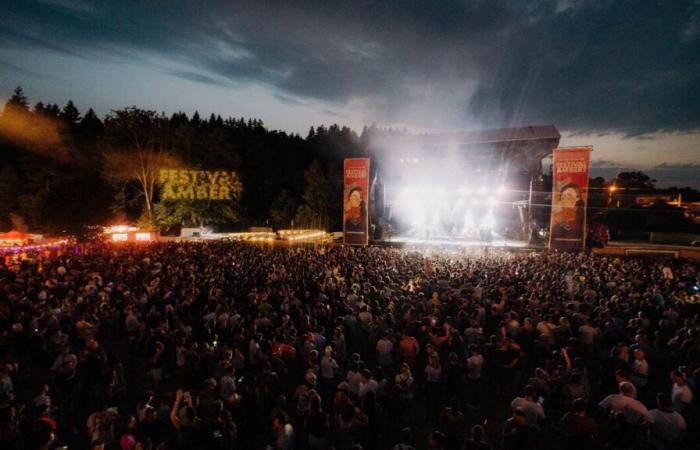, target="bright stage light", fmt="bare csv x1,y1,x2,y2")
411,209,426,228
463,209,475,230
482,210,495,229
391,175,511,240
